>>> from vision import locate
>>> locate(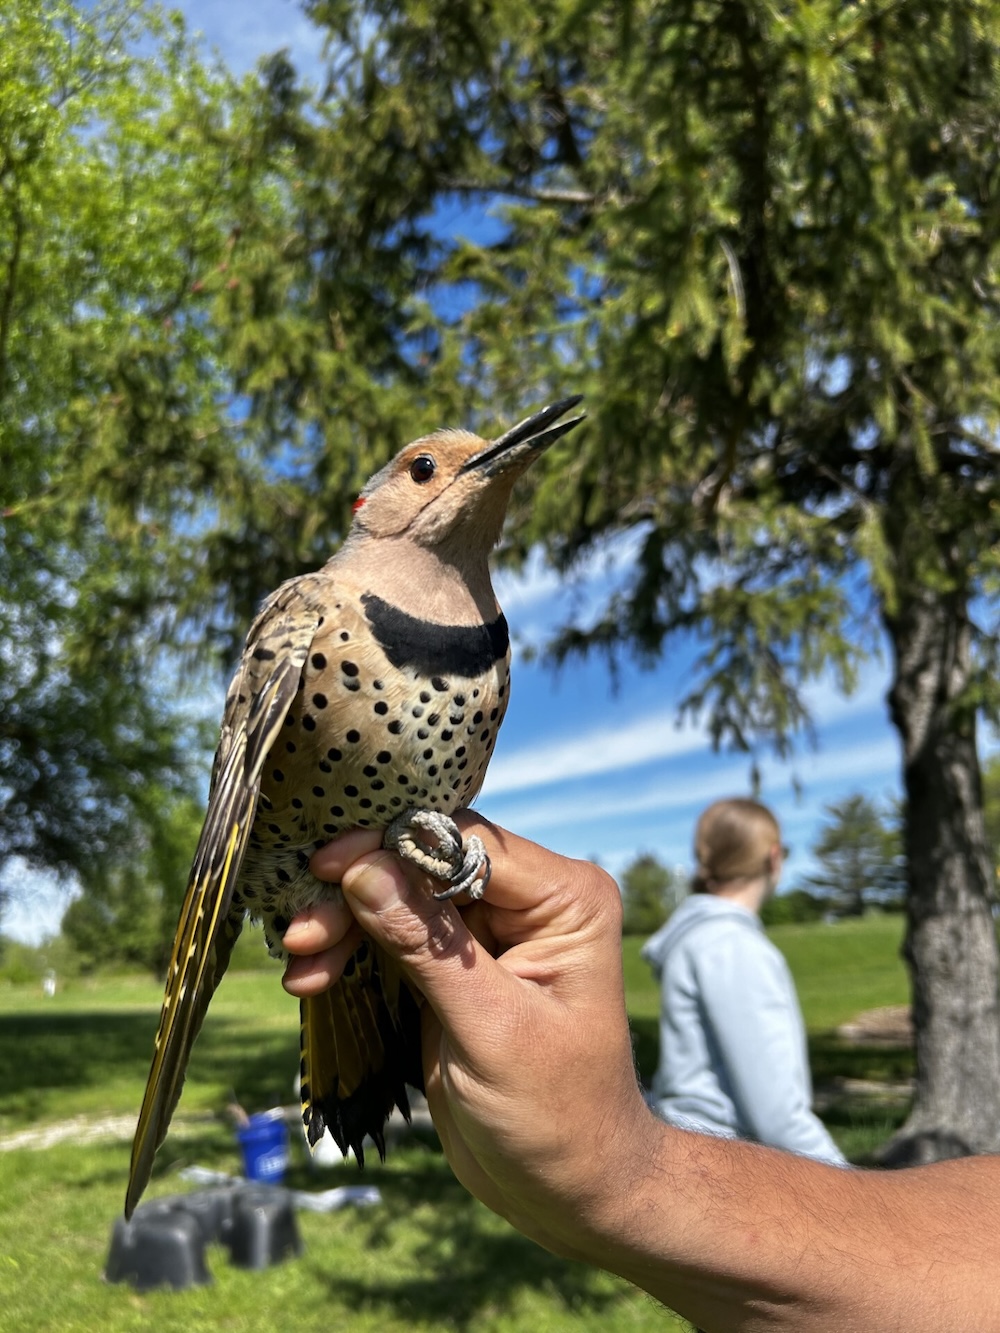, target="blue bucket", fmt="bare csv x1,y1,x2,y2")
236,1111,290,1185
